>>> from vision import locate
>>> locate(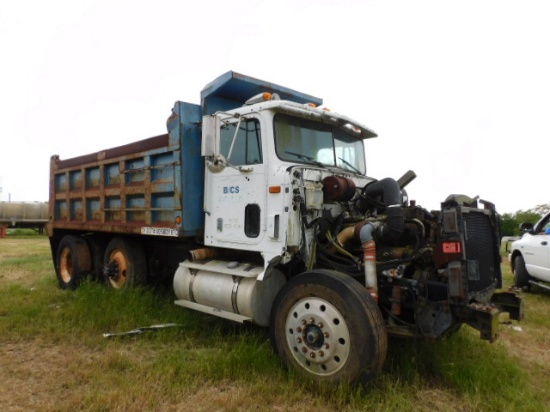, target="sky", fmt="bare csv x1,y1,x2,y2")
1,0,548,214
